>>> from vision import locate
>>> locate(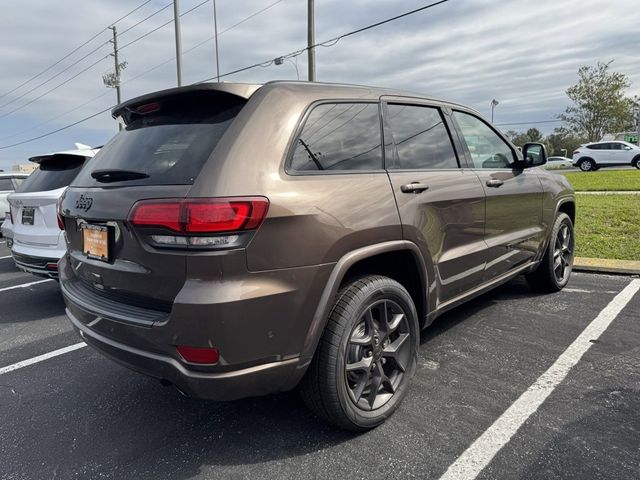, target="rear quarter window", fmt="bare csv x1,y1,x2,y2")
289,102,382,172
